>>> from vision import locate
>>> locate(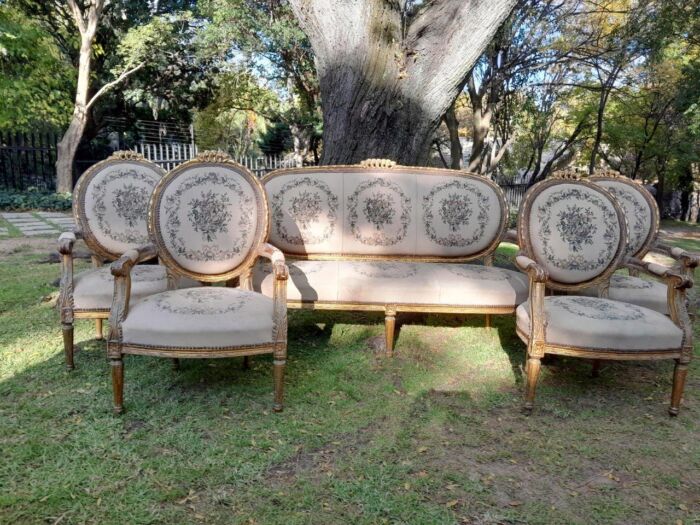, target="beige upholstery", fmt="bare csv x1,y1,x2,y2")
73,265,198,311
155,165,262,275
121,287,274,348
581,274,668,315
527,183,622,284
74,265,168,311
254,260,528,307
516,296,682,350
594,179,654,257
81,161,162,256
265,169,505,258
